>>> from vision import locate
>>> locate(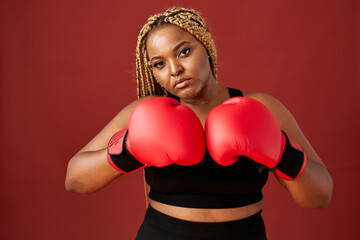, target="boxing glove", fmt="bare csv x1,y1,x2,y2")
205,97,306,180
108,97,205,173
